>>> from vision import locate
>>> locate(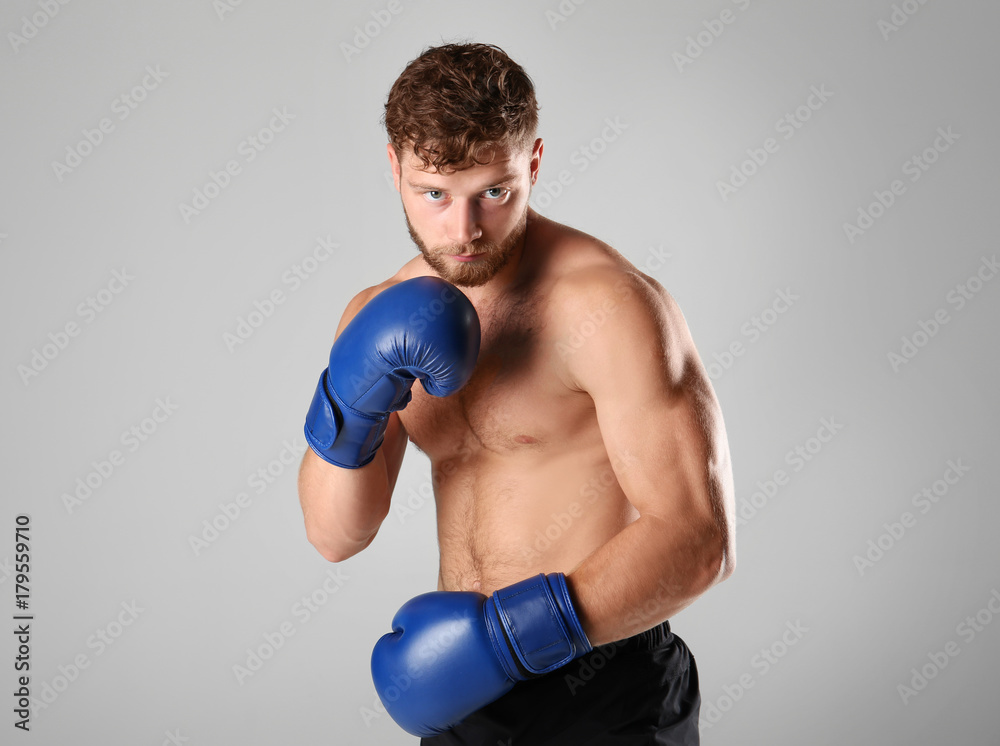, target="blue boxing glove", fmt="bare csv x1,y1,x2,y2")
304,277,480,468
371,573,593,737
